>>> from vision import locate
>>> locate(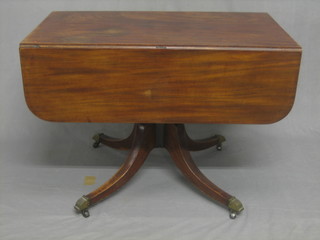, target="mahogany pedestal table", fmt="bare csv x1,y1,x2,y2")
19,11,301,219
